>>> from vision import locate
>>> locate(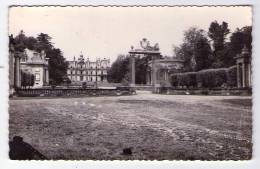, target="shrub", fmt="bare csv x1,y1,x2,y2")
171,74,178,87
227,66,237,87
171,72,197,88
197,68,227,88
178,72,197,88
82,82,87,89
170,67,238,89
